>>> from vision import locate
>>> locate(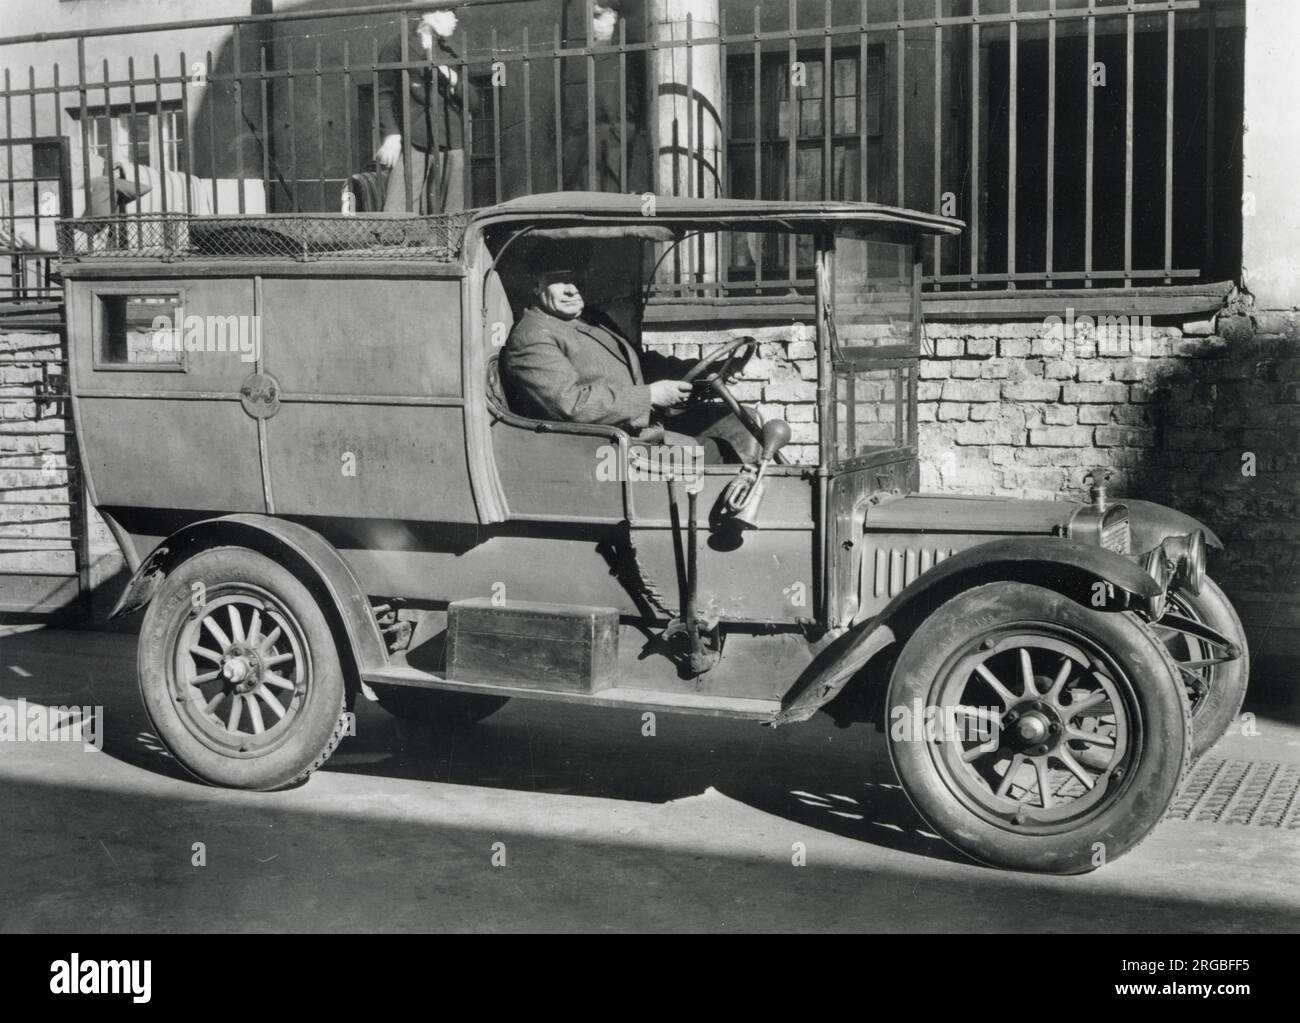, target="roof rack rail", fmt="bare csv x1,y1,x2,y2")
56,212,473,262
